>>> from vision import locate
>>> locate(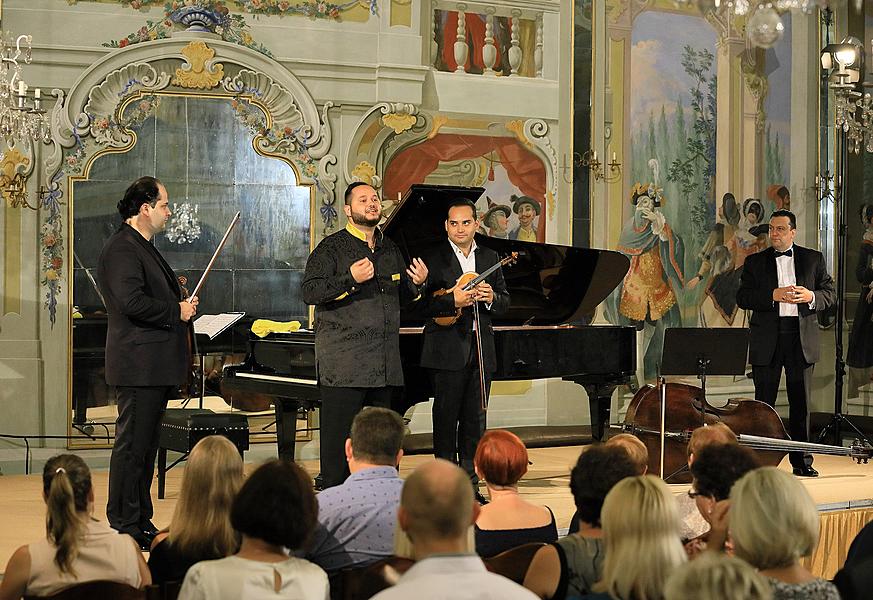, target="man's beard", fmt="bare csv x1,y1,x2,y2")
350,211,381,227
